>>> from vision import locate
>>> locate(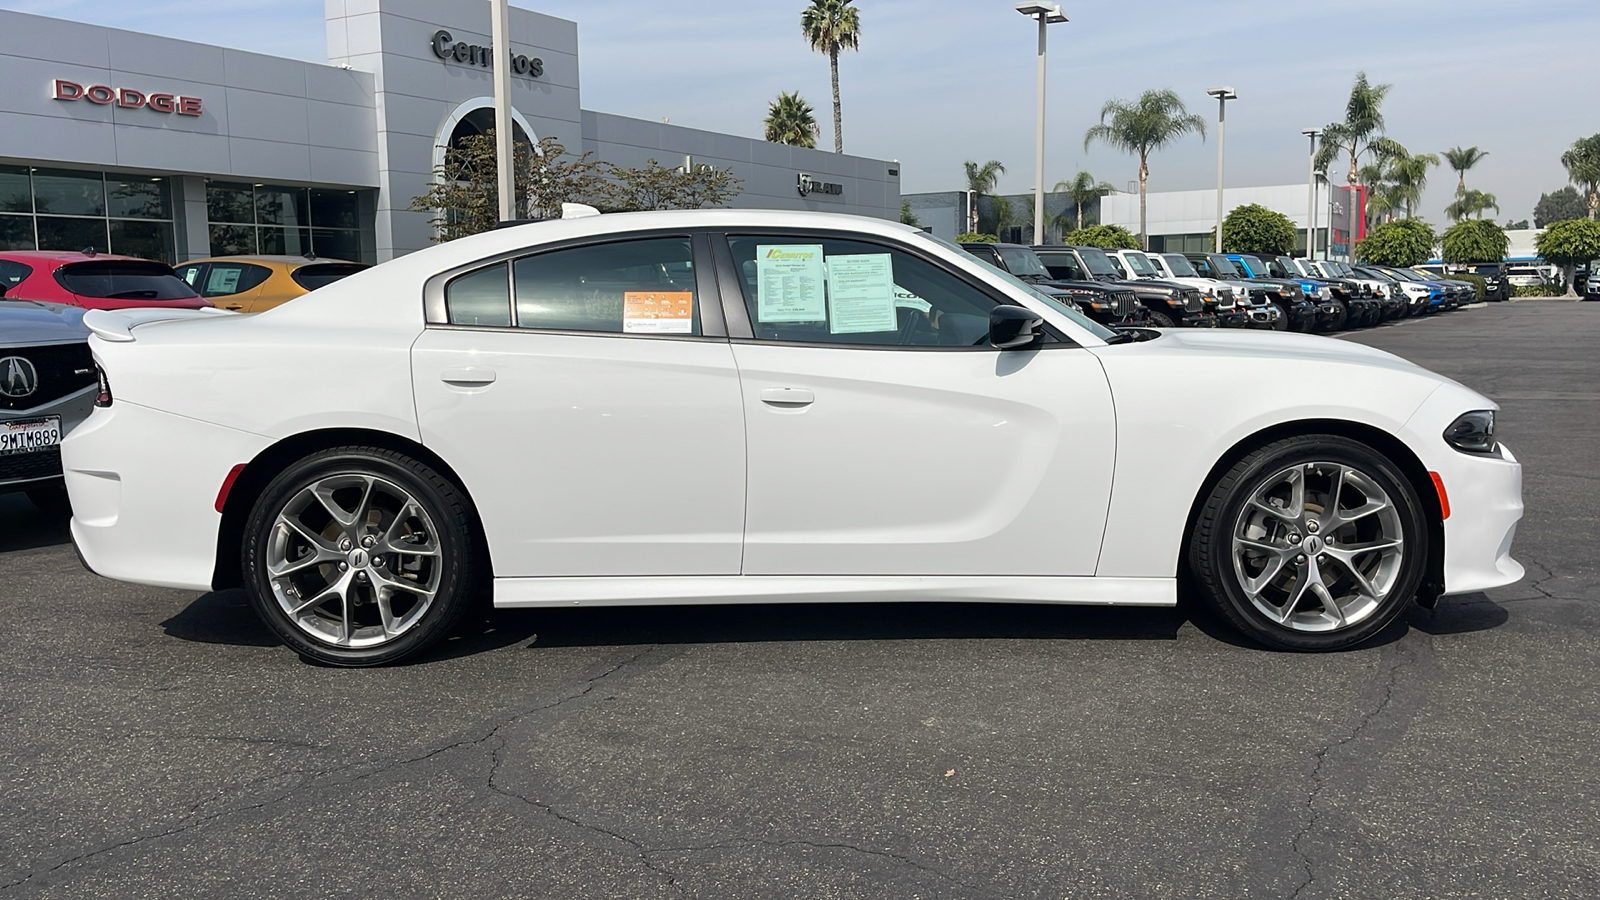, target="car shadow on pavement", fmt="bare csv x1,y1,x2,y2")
0,494,70,553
